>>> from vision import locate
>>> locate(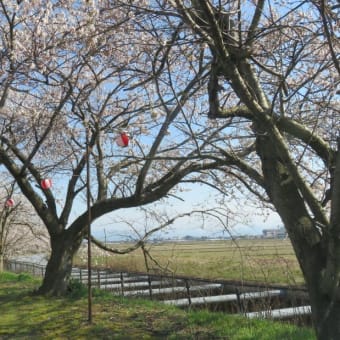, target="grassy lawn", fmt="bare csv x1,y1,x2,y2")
0,271,315,339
